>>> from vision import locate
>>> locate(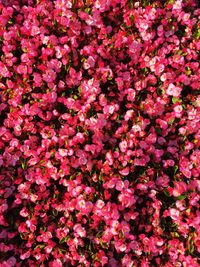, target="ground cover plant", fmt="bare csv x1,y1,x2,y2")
0,0,200,266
